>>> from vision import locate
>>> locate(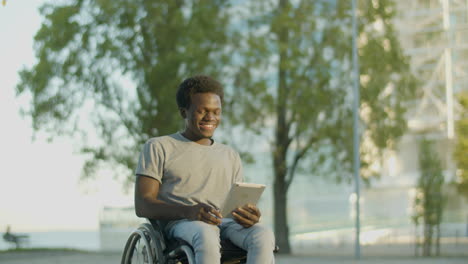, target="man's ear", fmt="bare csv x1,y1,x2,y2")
179,108,187,118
